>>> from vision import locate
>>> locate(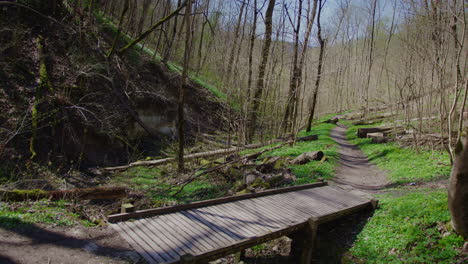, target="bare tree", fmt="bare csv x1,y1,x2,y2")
246,0,276,142
177,0,193,172
306,0,325,132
